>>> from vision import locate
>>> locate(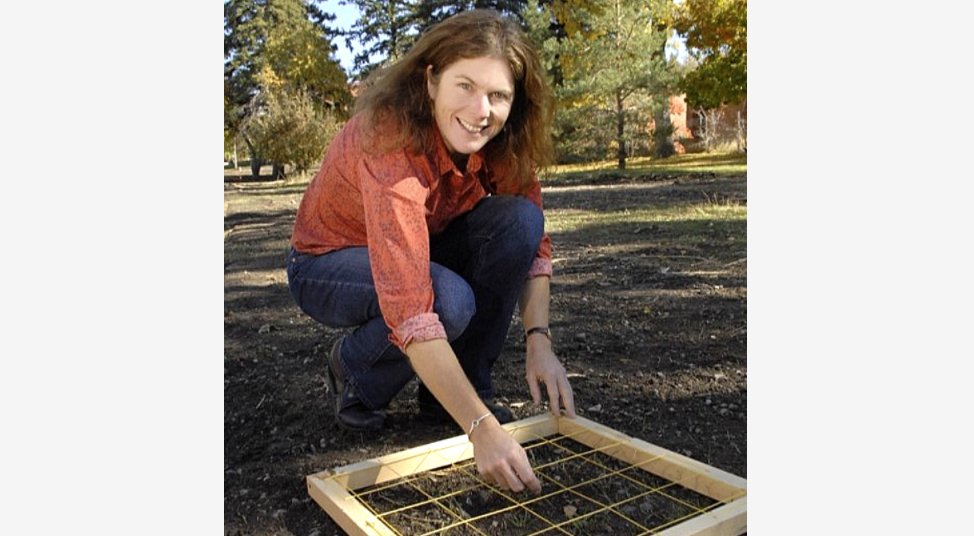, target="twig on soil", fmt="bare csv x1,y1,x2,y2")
663,255,710,262
256,395,266,410
724,326,747,337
